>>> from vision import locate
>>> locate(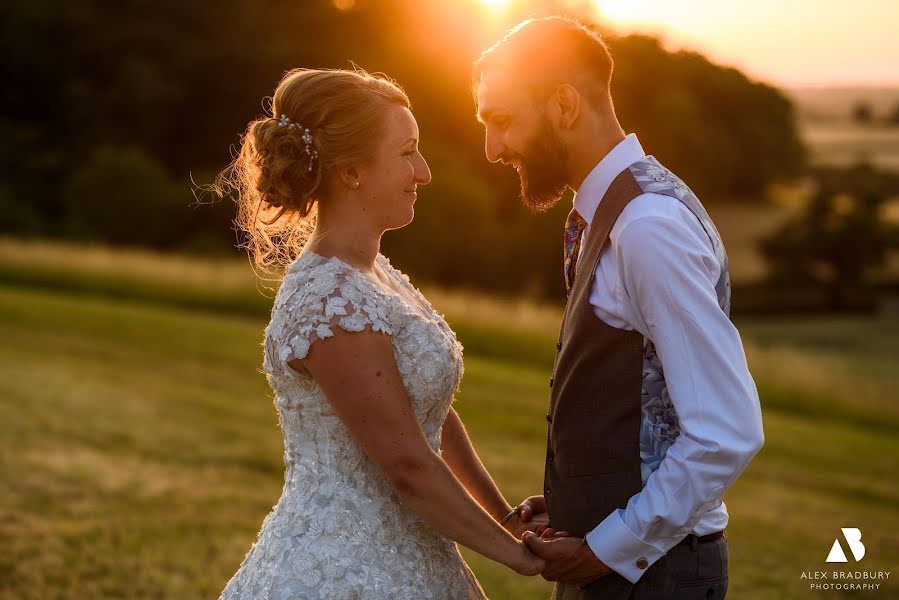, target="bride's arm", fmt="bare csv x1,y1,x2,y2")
441,409,550,537
440,408,512,521
295,326,543,576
